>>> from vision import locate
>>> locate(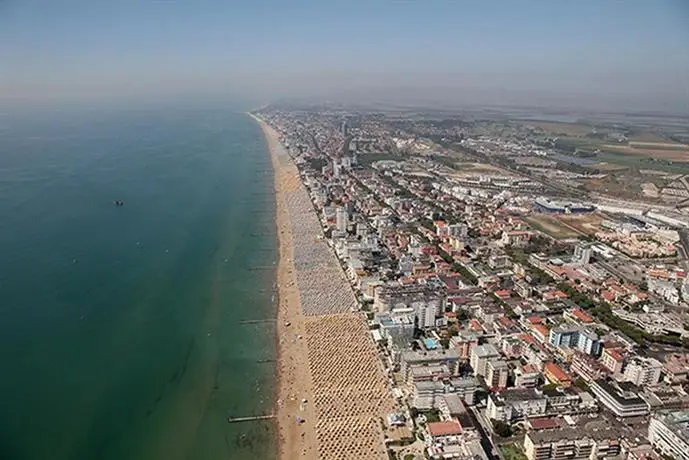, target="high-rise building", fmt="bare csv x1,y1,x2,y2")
415,303,437,329
336,206,348,232
623,357,663,386
470,344,500,377
549,326,580,348
576,329,601,356
341,120,348,136
486,359,509,390
649,410,689,460
573,243,593,265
